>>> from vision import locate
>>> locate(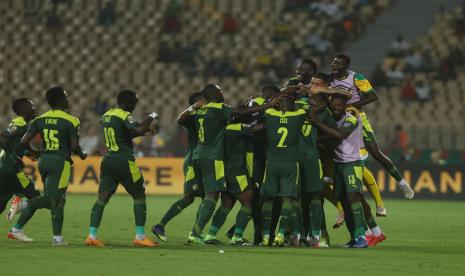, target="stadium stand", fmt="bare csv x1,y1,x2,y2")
2,0,464,163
